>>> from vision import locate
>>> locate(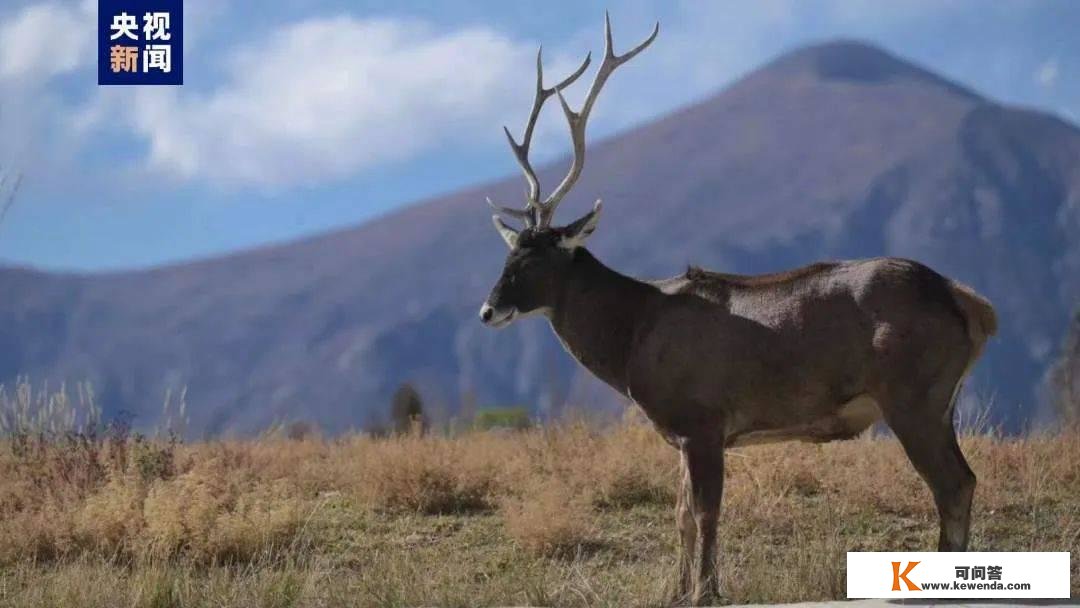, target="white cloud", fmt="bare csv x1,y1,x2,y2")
822,0,964,25
103,16,543,187
1035,58,1058,88
15,1,1076,196
0,1,94,81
